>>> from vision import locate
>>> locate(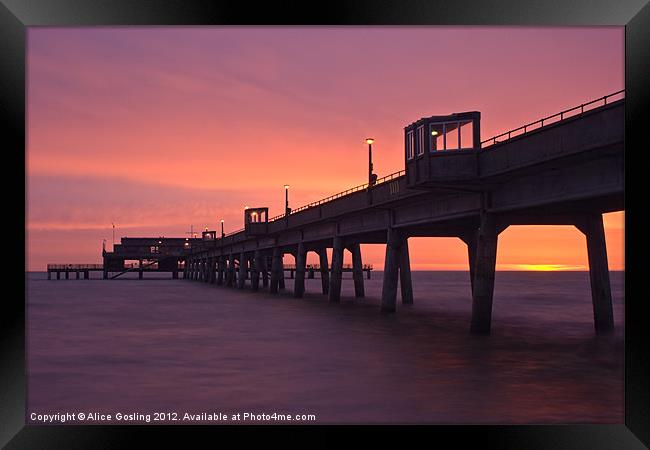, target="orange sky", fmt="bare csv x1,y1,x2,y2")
26,27,624,271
